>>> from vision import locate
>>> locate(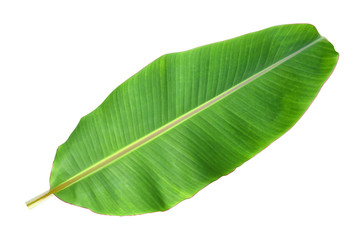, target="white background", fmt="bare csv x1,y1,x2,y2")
1,0,359,239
